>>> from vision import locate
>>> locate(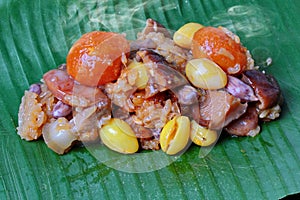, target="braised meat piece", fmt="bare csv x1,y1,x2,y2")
242,70,282,110
177,85,199,105
198,90,247,130
225,75,258,102
136,50,187,98
225,105,260,137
